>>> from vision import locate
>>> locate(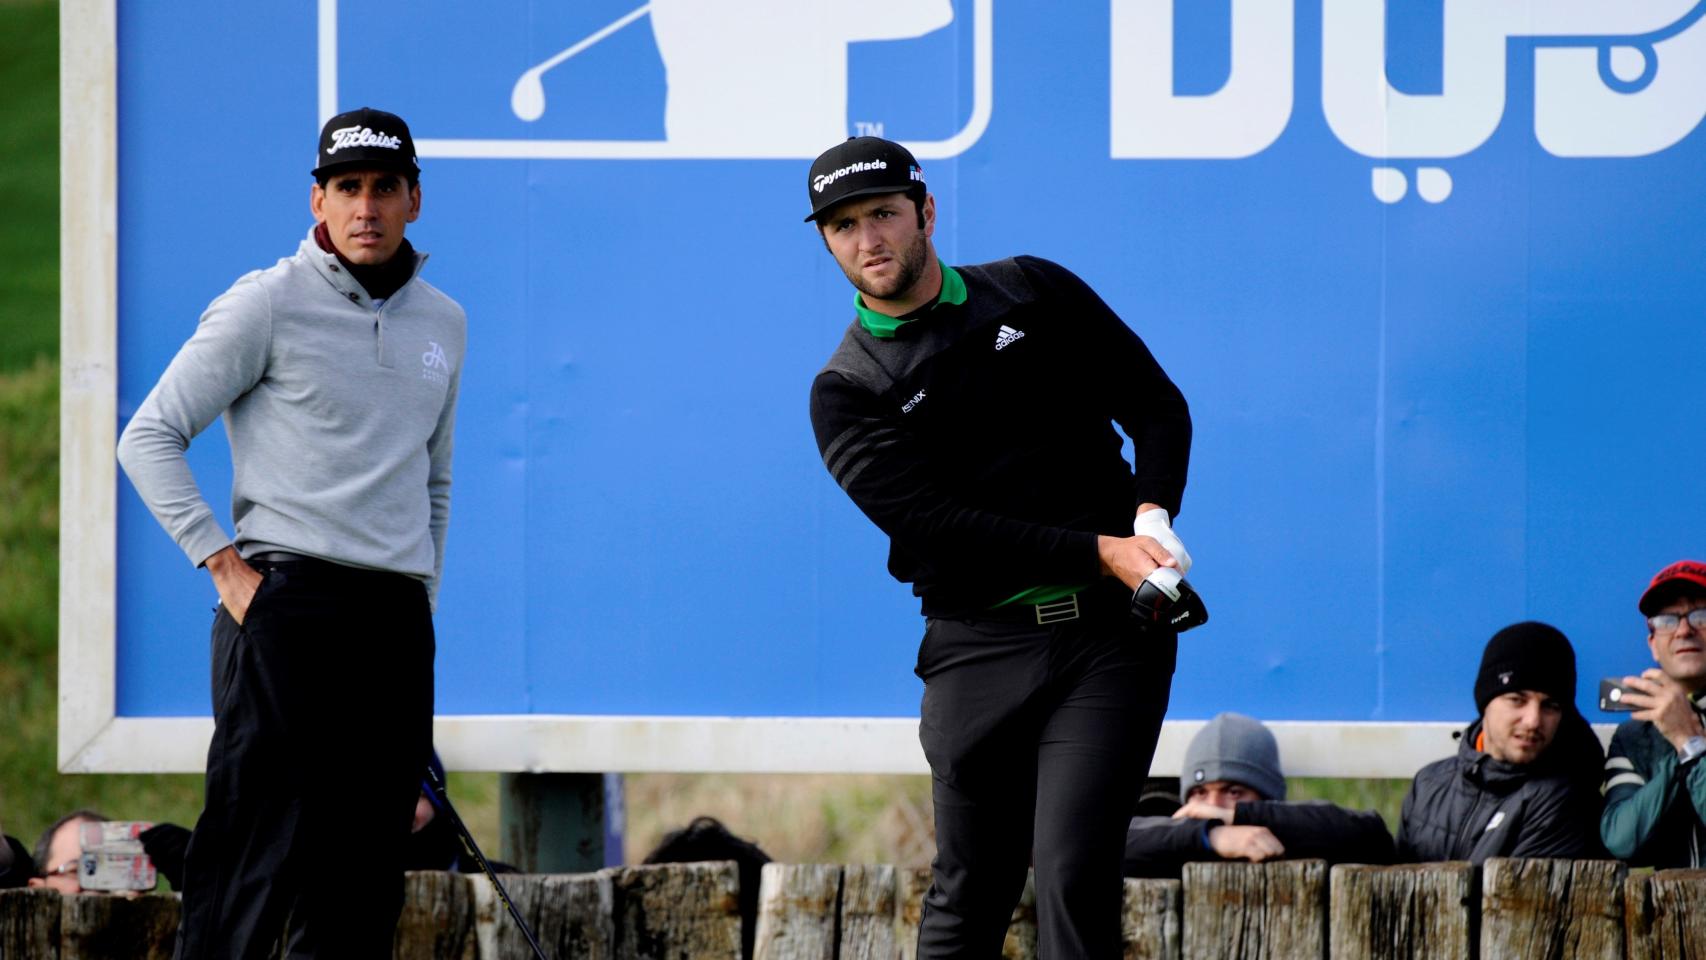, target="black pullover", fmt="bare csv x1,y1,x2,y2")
809,256,1192,617
1123,802,1395,879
